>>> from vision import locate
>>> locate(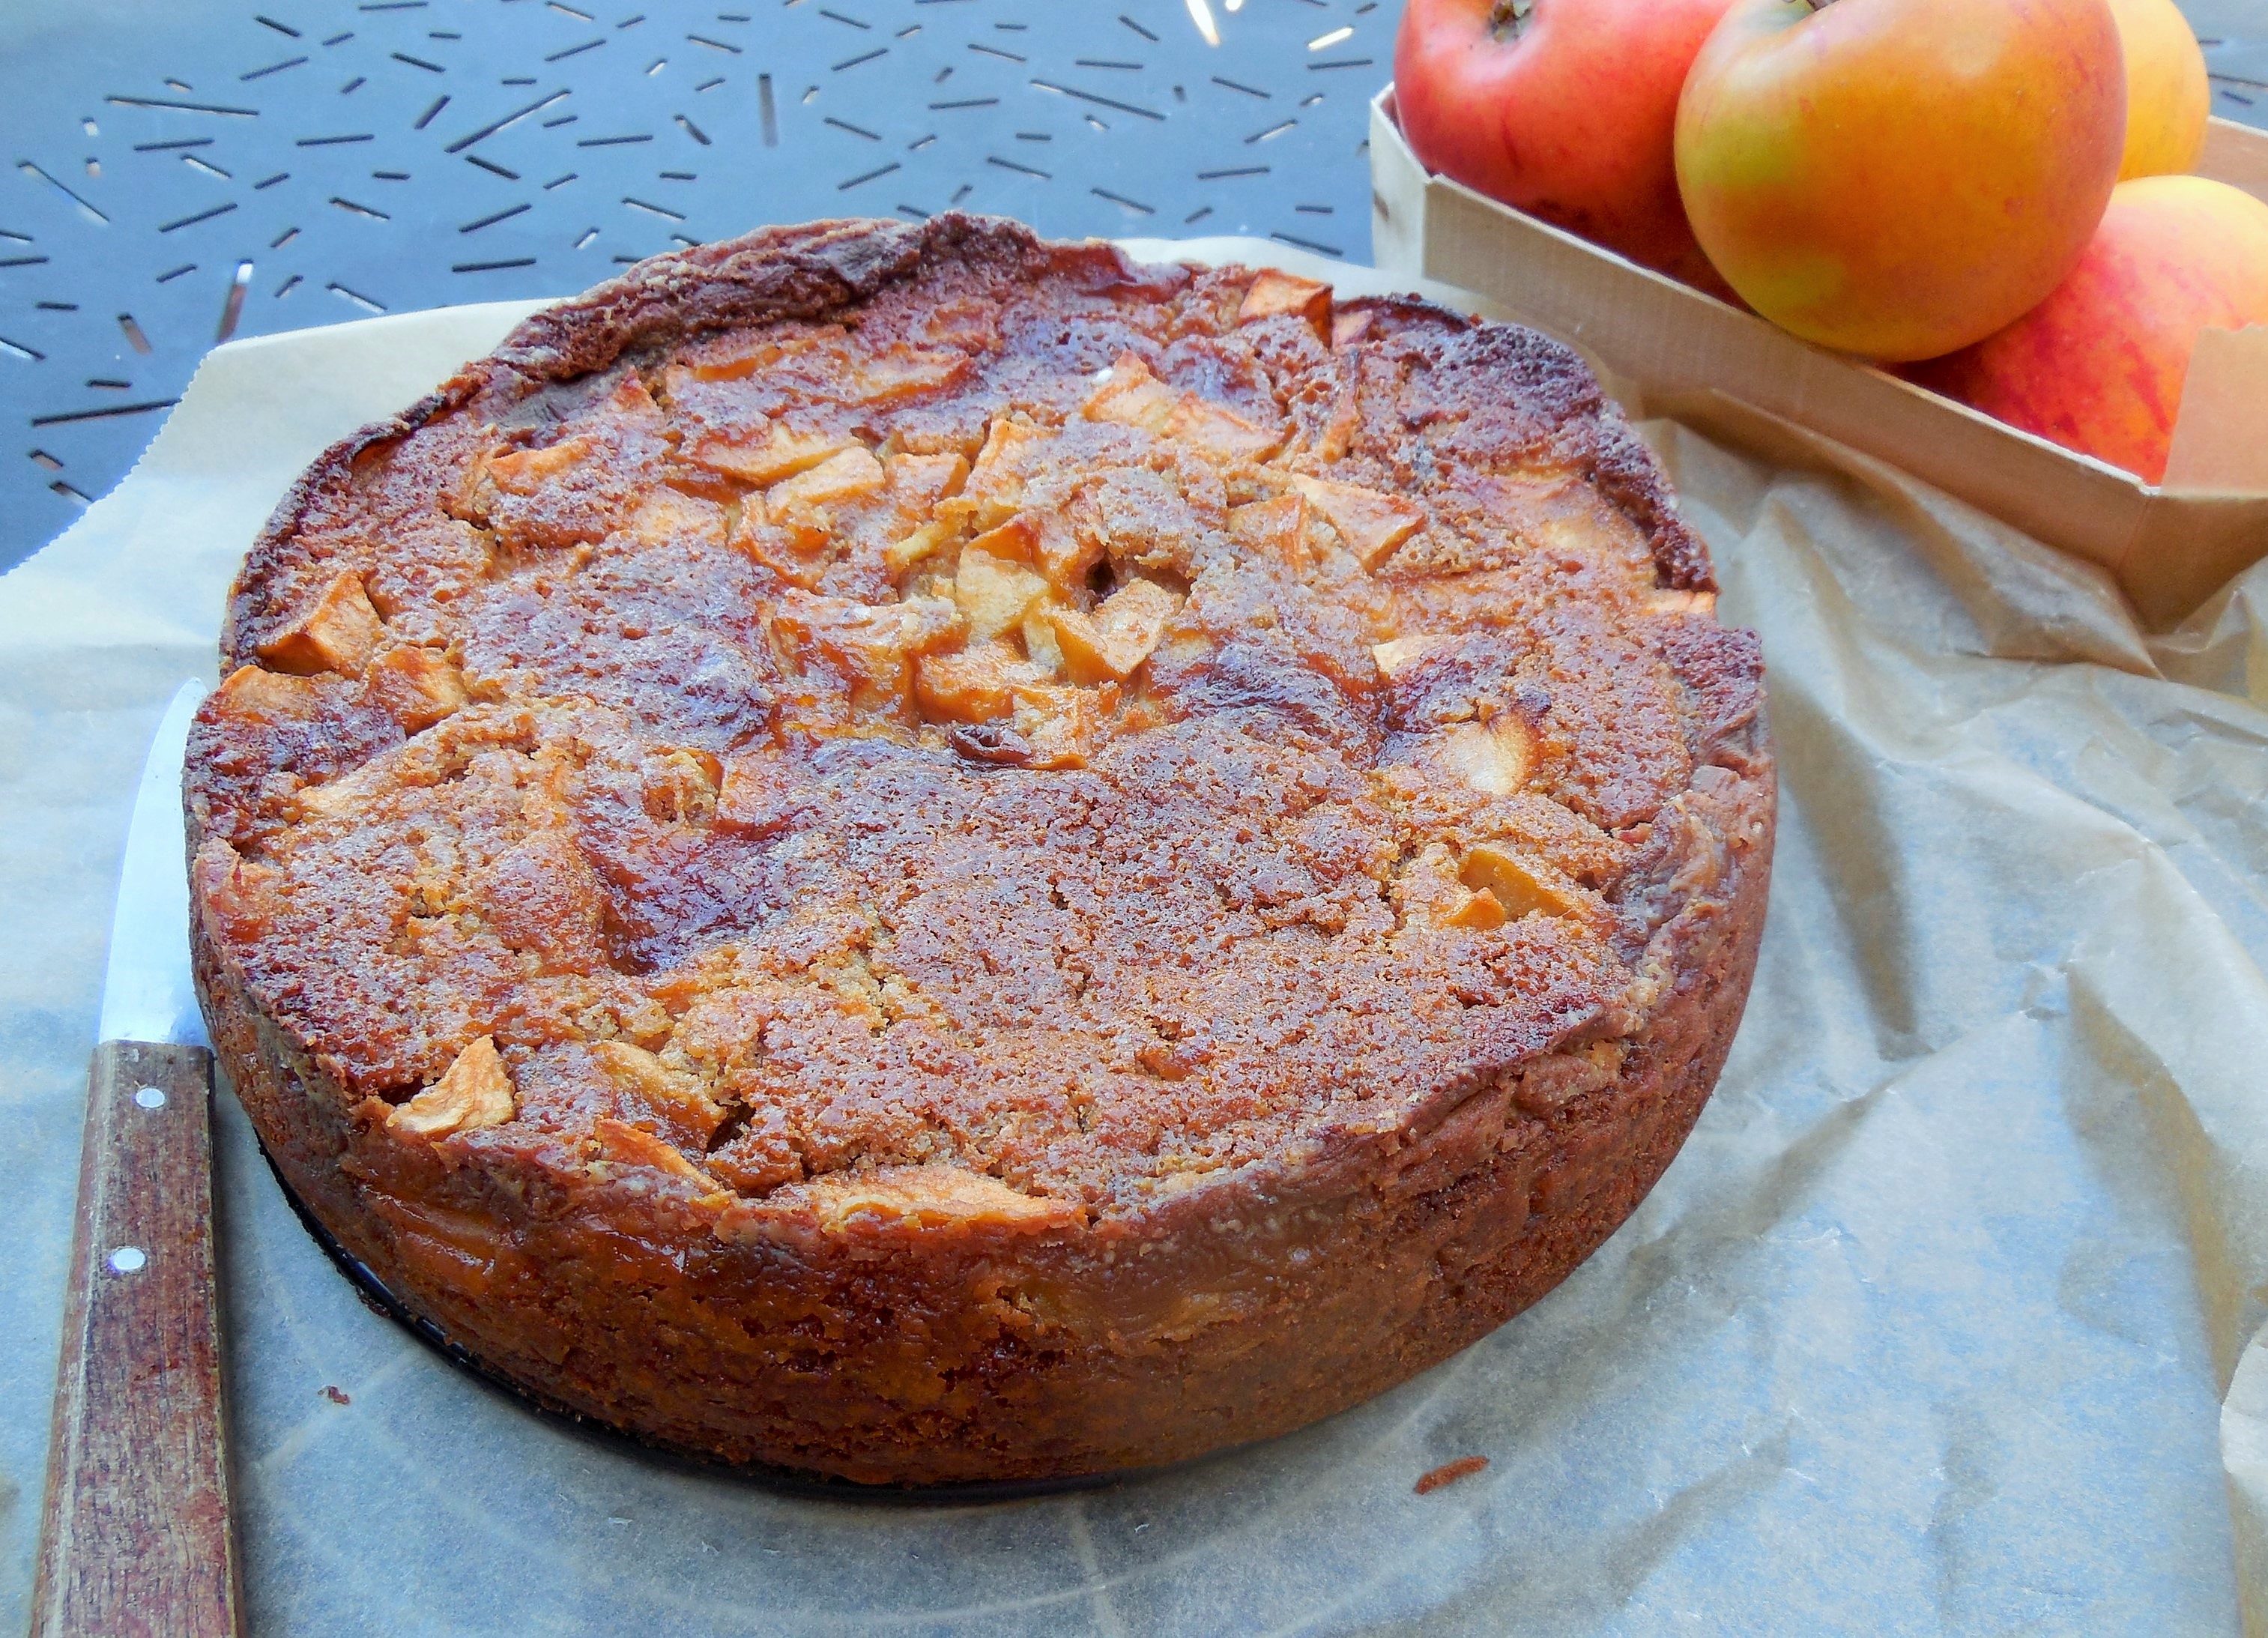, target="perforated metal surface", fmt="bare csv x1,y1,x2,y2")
0,0,1391,570
3,1,2262,573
